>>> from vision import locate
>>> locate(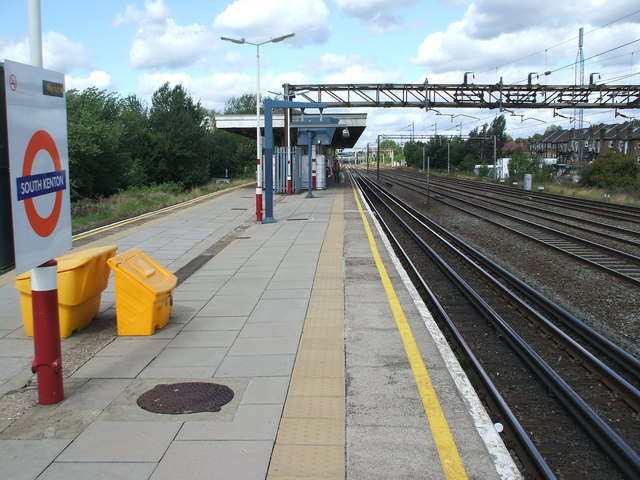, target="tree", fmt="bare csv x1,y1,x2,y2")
544,125,563,135
508,148,532,178
66,88,127,199
224,93,258,115
118,94,152,187
149,83,209,187
458,153,476,173
206,129,254,178
448,136,469,169
403,141,426,169
379,139,401,164
478,163,491,177
489,115,507,154
579,151,639,191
